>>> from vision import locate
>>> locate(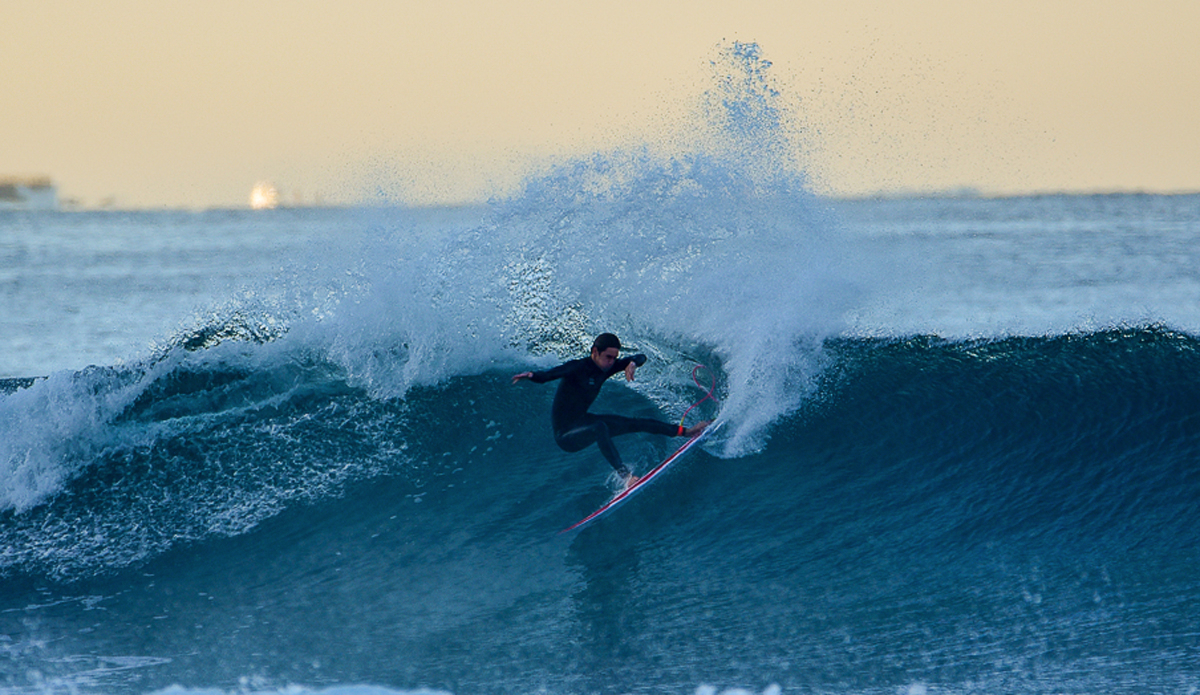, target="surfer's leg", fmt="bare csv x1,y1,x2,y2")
594,414,680,439
591,414,680,482
555,419,631,477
